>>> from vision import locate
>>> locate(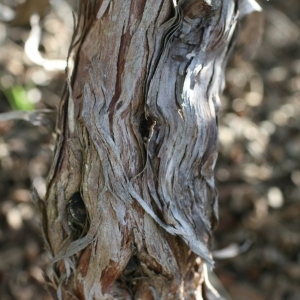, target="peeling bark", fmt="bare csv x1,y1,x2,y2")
39,0,262,299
